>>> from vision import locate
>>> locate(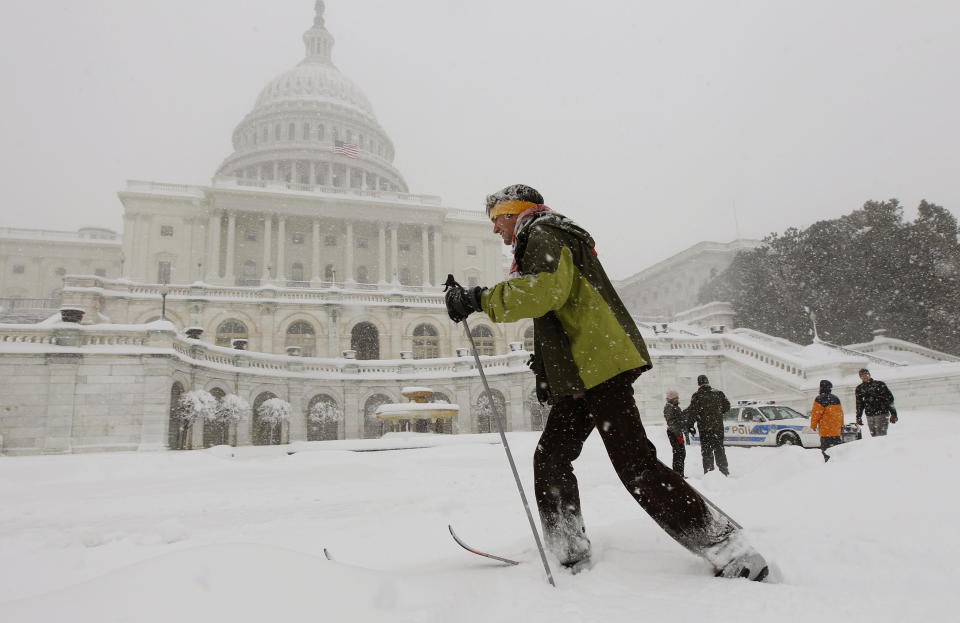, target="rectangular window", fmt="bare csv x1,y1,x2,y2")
292,232,305,245
399,243,410,252
325,235,338,247
357,238,368,249
13,264,25,274
245,230,258,241
94,268,107,277
157,261,171,284
160,225,174,237
466,245,477,256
